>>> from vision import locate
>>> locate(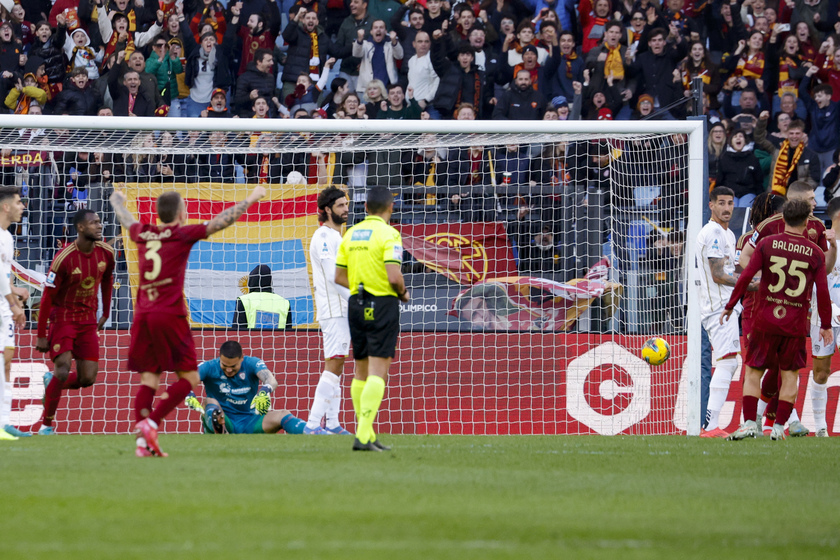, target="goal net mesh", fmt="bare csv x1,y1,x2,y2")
2,122,693,435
